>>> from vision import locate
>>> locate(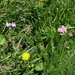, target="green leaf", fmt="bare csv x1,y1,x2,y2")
35,62,44,71
0,34,7,45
